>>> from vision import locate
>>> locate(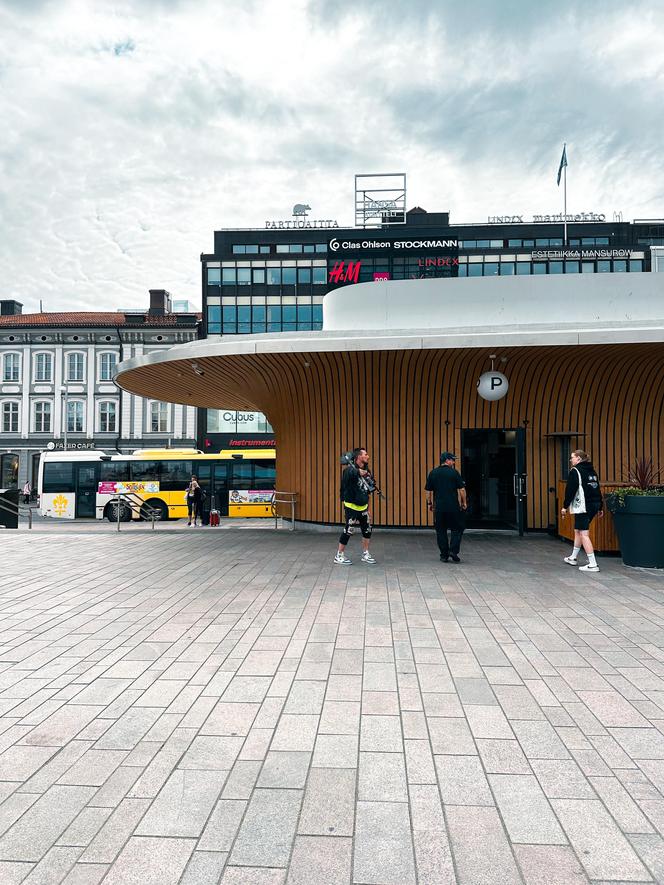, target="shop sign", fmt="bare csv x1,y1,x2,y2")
373,272,391,281
229,489,274,504
487,212,606,223
329,261,361,284
532,249,633,260
204,435,276,449
329,237,458,252
417,257,459,267
98,481,159,495
265,218,339,229
46,441,97,450
477,371,509,401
